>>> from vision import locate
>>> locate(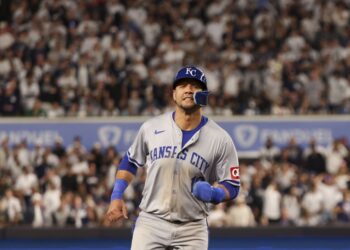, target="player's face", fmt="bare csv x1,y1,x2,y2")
173,80,203,111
